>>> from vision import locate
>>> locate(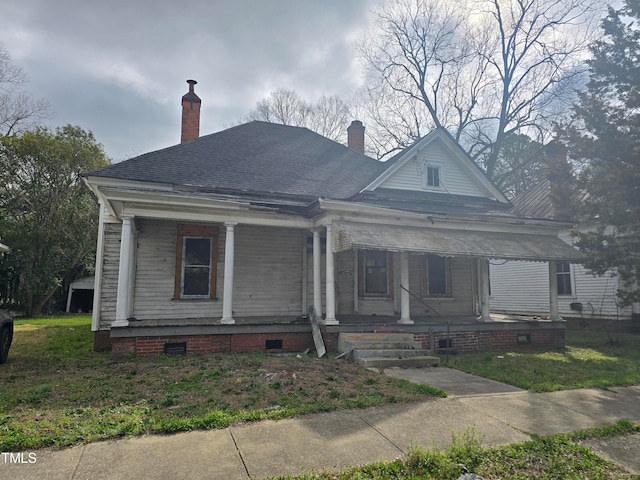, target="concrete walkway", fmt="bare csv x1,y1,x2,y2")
2,369,639,479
